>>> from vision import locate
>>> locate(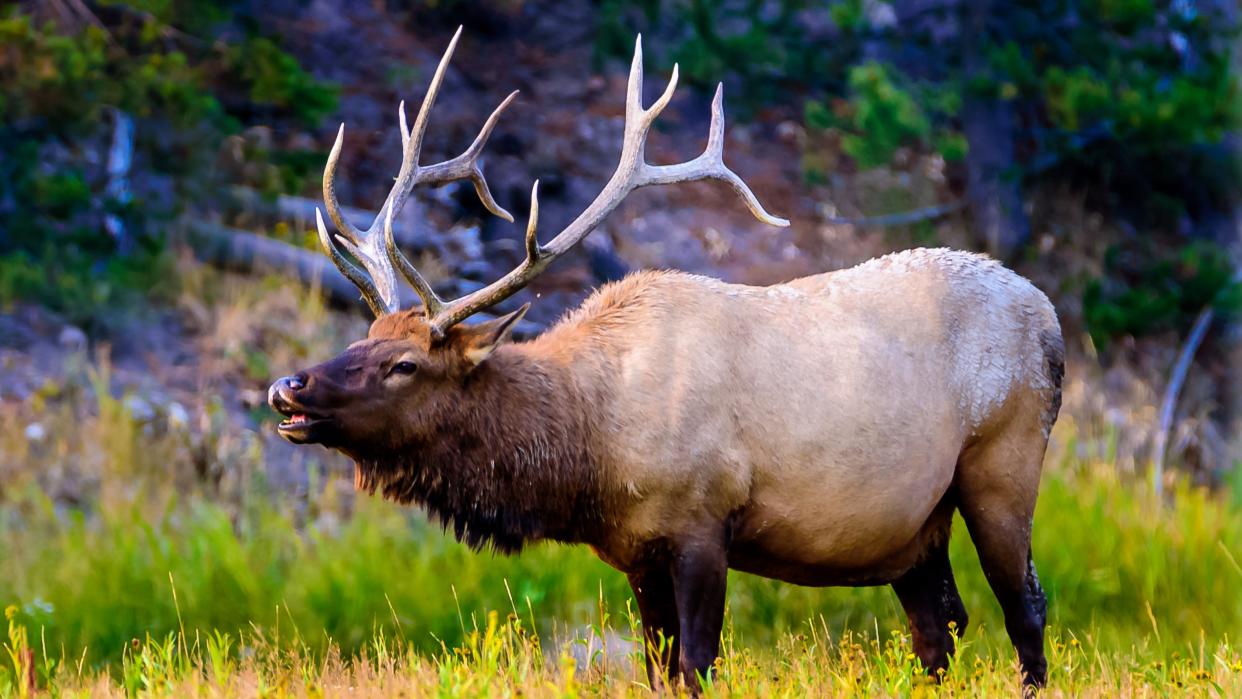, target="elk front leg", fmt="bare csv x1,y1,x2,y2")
670,536,728,691
627,565,680,688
